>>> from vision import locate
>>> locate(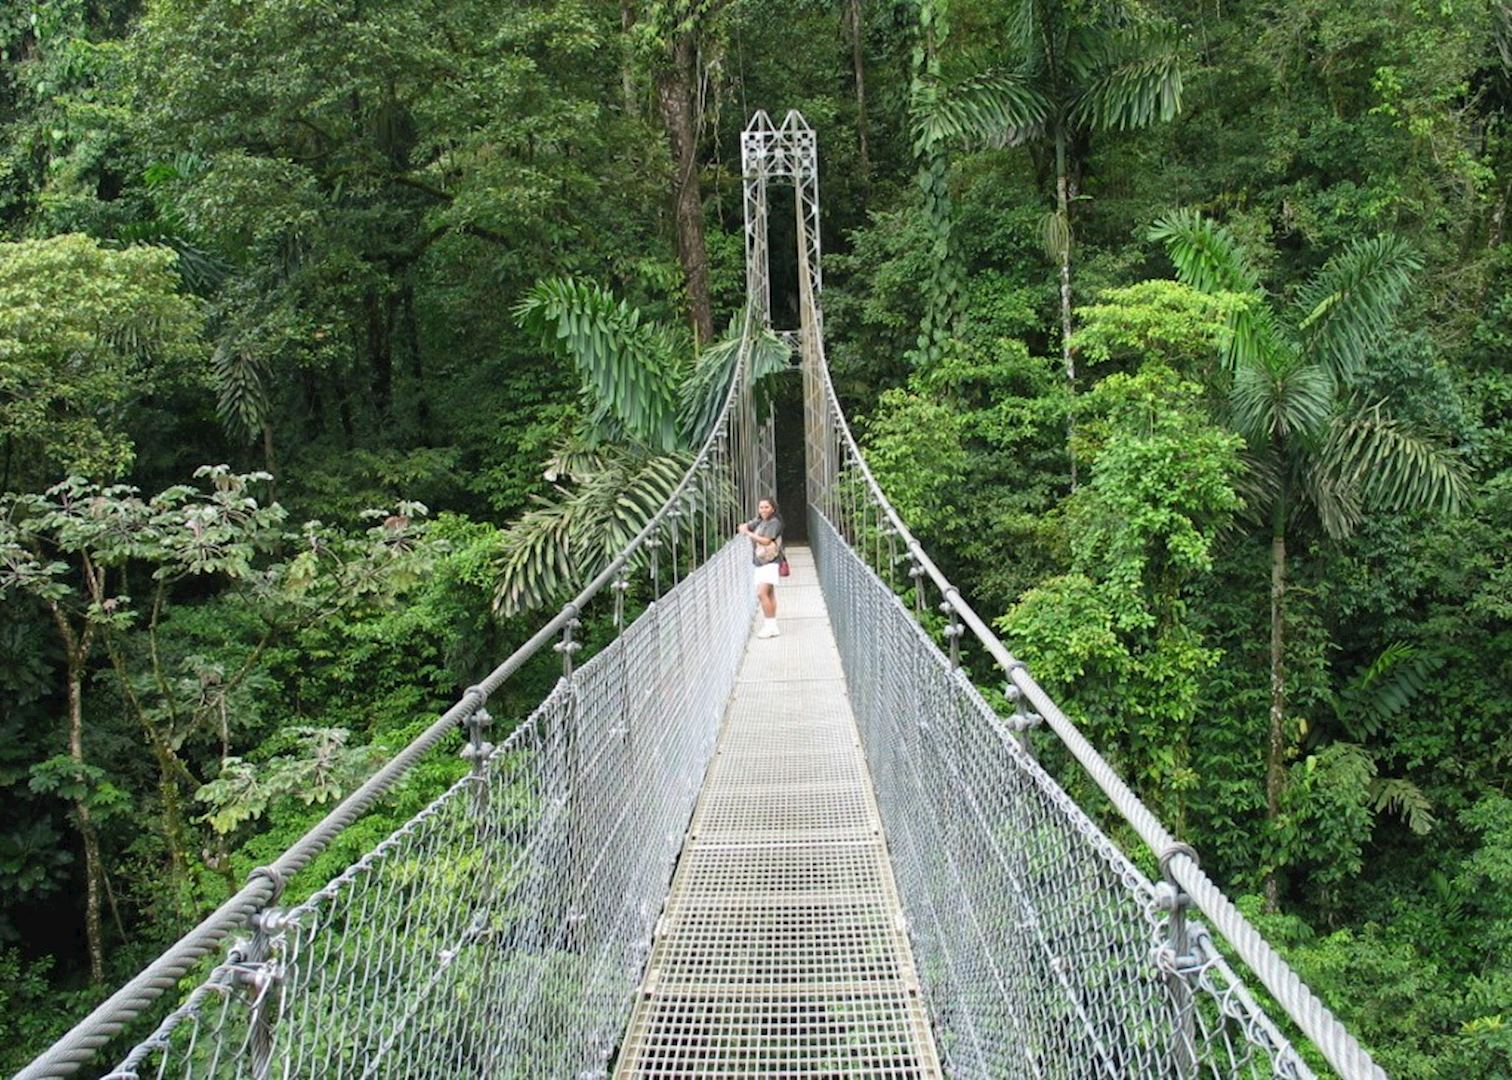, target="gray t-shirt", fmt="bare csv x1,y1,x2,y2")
746,515,784,566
